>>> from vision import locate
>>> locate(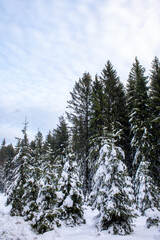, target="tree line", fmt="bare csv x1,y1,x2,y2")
0,57,160,235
